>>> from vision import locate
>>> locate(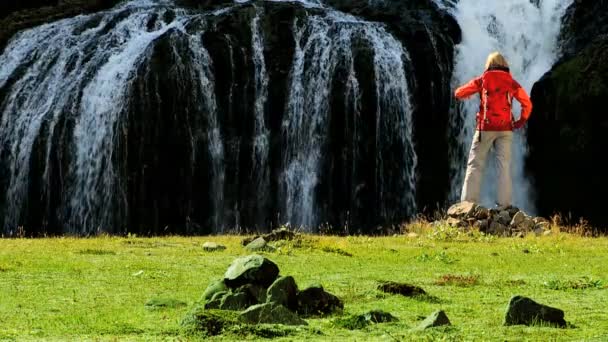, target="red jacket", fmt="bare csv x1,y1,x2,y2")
455,68,532,131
